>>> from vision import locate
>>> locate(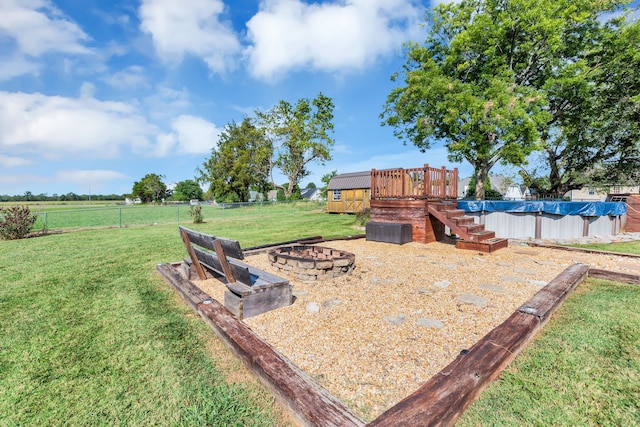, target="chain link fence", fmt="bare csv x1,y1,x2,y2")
30,201,326,232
